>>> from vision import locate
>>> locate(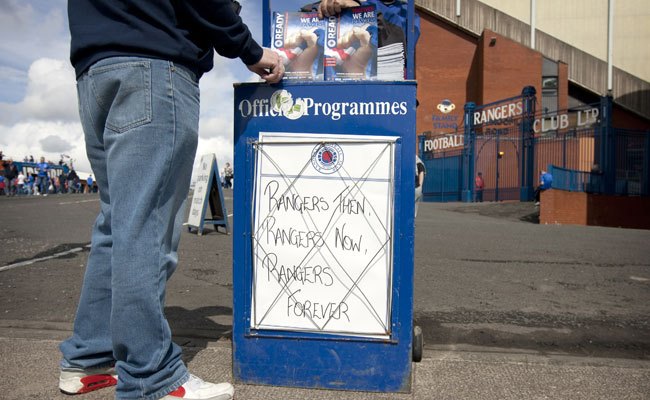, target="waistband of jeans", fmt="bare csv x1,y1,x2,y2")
80,56,199,83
